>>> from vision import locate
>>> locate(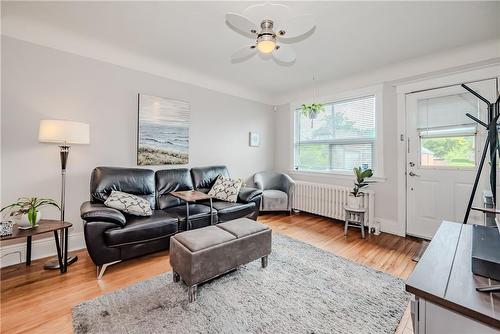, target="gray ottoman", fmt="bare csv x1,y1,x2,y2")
169,217,272,302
